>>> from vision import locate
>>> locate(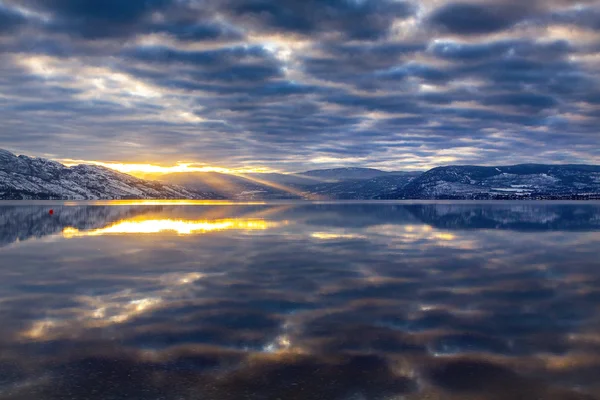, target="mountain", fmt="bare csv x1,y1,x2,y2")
0,149,216,200
302,173,421,200
379,164,600,200
298,167,395,182
3,149,600,201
